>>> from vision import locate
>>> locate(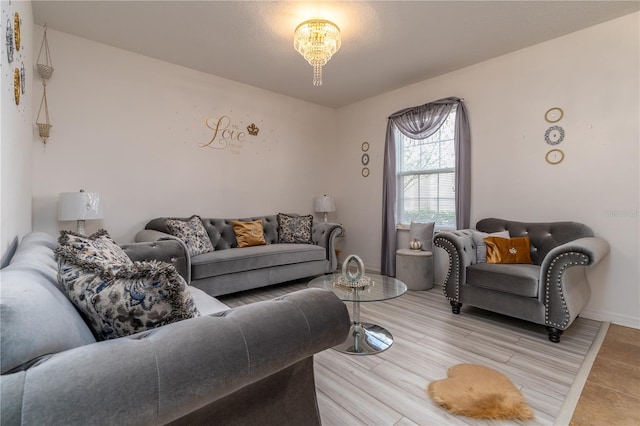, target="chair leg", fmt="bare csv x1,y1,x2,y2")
546,327,563,343
450,301,462,314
